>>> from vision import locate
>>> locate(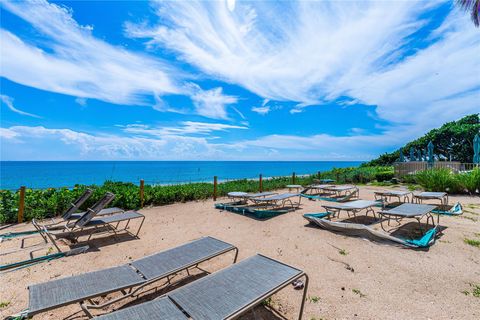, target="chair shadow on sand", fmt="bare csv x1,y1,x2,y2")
218,206,298,222
388,221,447,239
53,225,142,252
